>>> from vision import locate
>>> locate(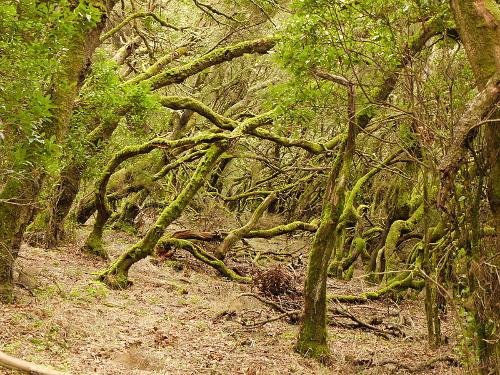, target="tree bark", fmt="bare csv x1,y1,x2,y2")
99,143,226,288
0,0,117,302
449,1,500,372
